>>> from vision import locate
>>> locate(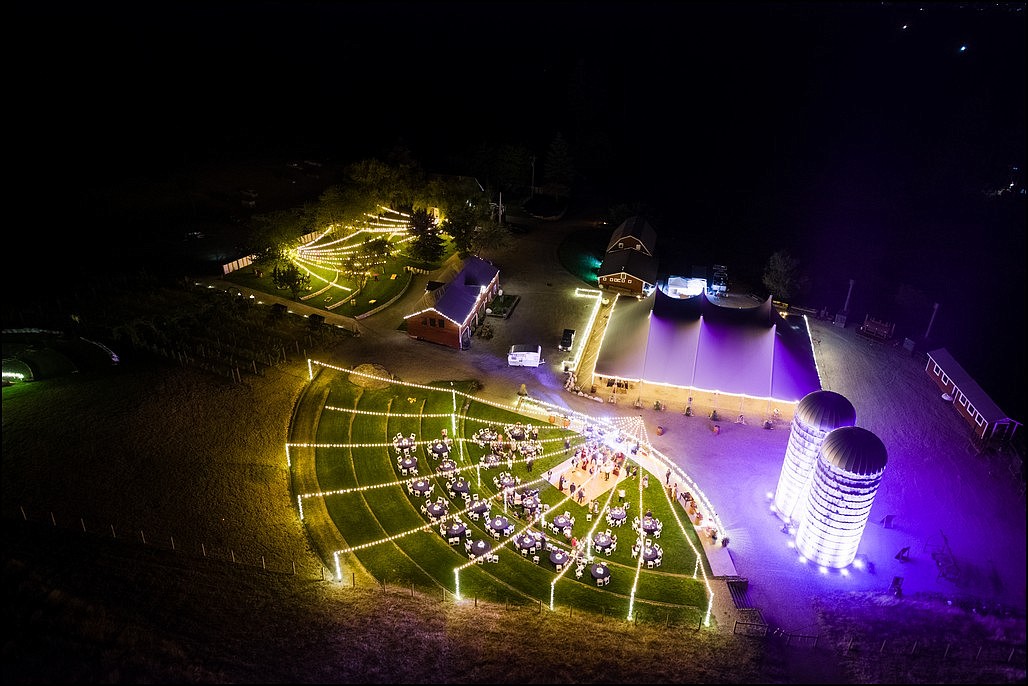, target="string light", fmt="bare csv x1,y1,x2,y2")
300,359,720,622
